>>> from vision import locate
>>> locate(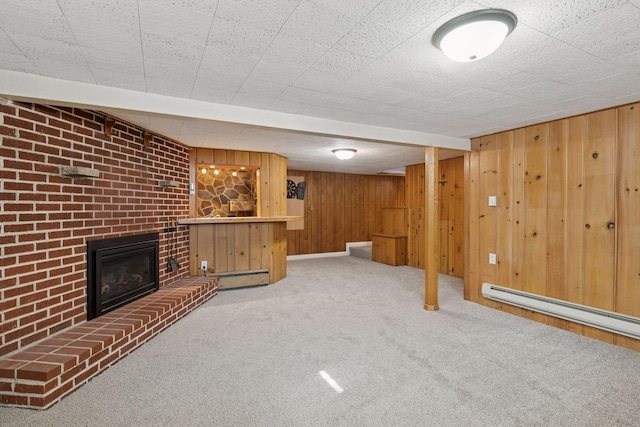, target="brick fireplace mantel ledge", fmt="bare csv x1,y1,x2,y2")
0,276,218,409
